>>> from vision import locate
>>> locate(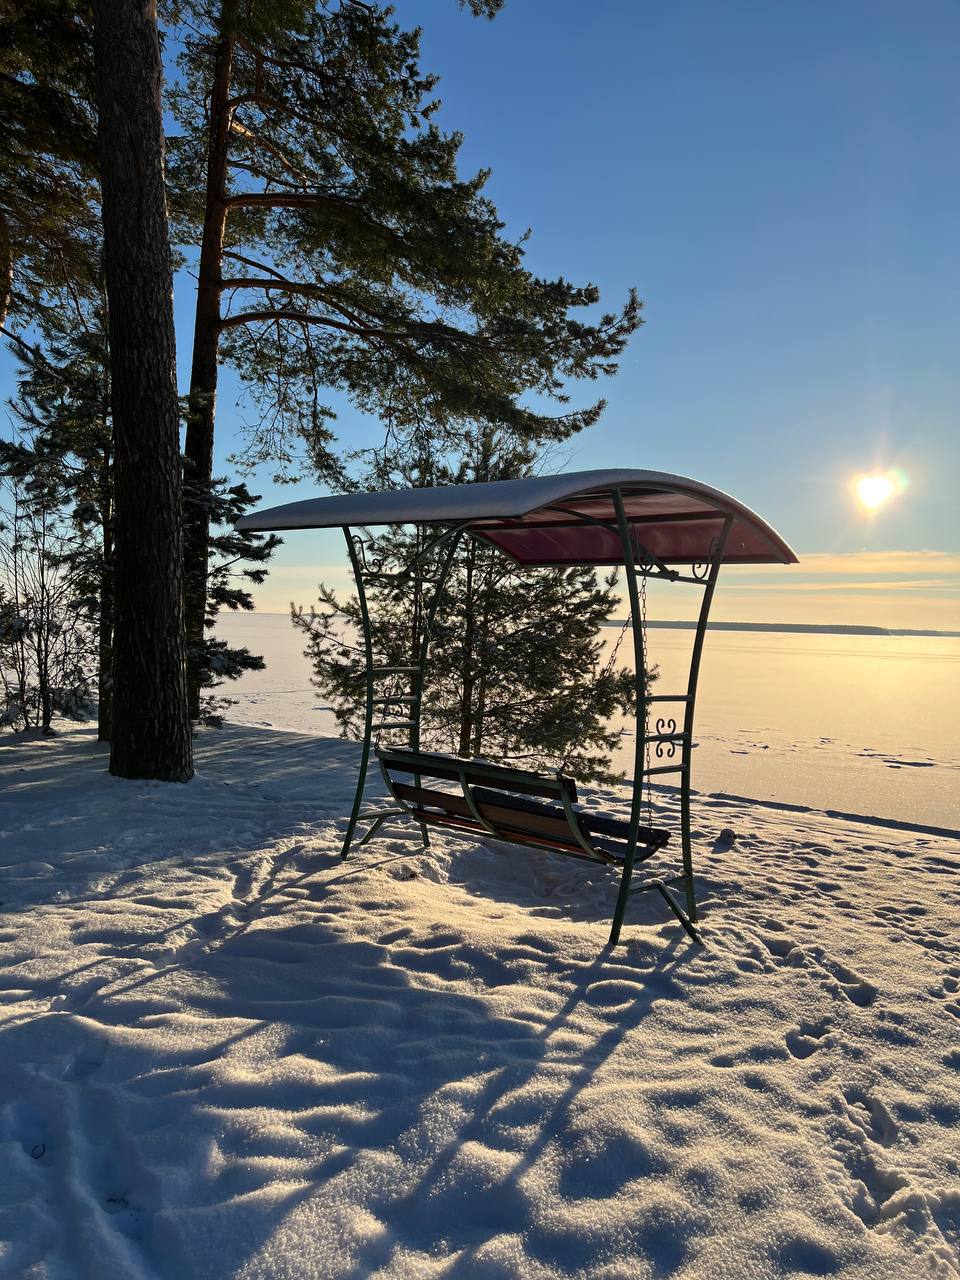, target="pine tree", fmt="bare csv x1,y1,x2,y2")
92,0,192,781
194,479,281,725
1,302,113,737
167,0,641,716
1,300,279,738
293,432,641,781
0,0,100,340
0,455,97,734
3,2,282,756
